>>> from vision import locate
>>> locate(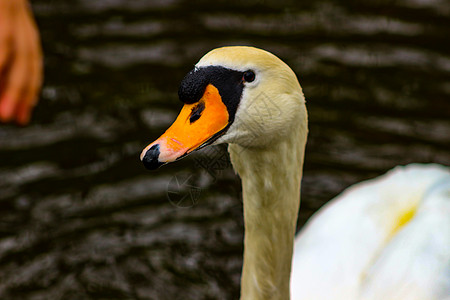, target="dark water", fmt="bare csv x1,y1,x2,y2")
1,0,449,299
